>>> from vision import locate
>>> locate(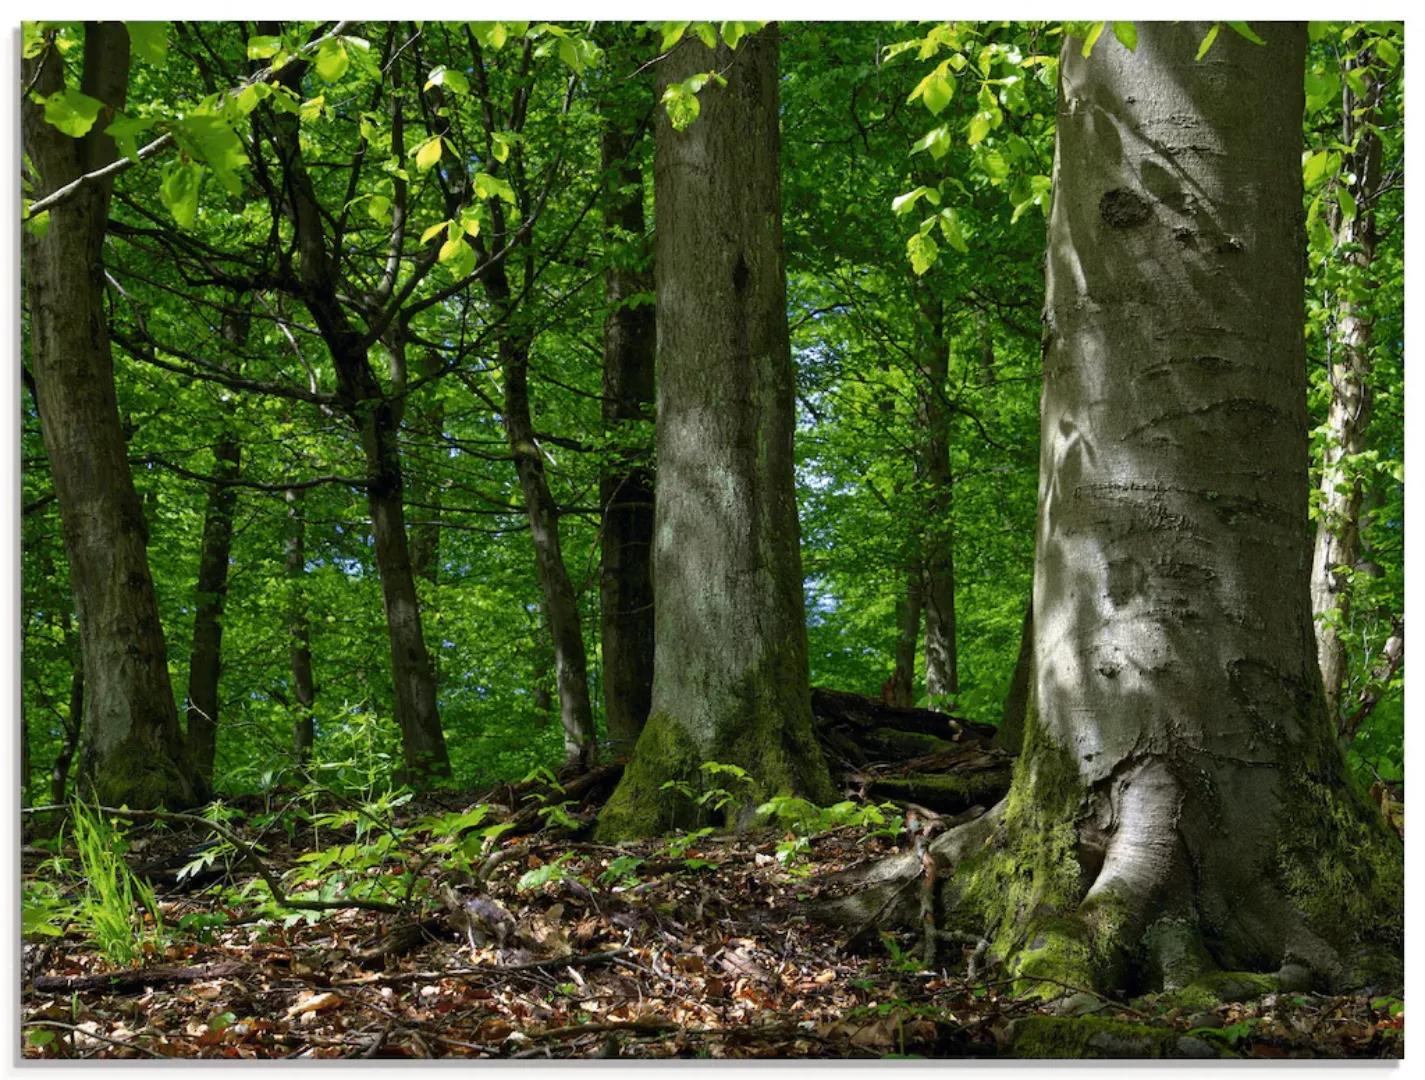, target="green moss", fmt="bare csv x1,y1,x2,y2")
1161,971,1279,1012
1010,1016,1181,1059
1275,727,1404,954
593,712,703,842
867,728,957,759
87,734,206,810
